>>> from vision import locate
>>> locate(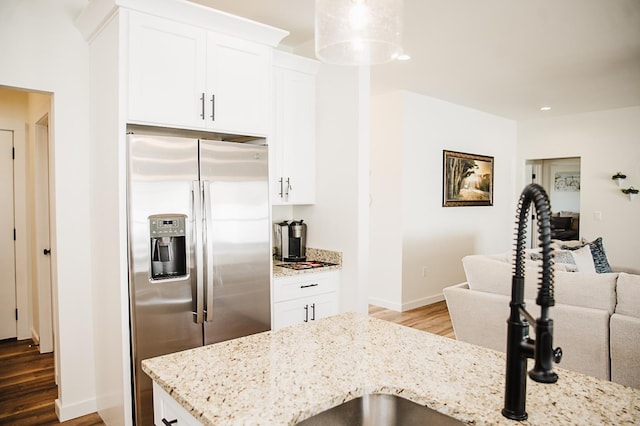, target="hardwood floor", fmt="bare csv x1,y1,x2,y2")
0,302,453,425
369,300,456,339
0,338,104,426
